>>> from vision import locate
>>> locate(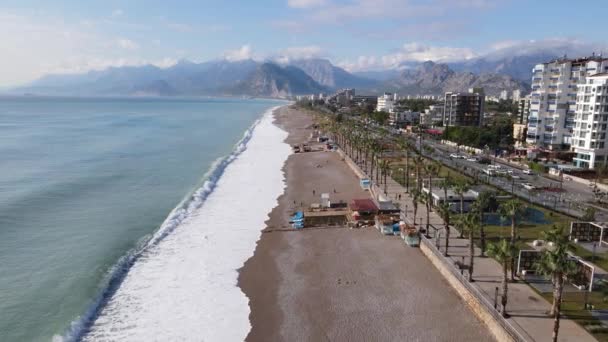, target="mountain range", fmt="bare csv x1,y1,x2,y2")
13,53,558,98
